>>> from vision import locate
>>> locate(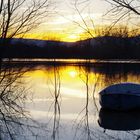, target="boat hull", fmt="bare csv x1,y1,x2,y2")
99,83,140,110
100,94,140,110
